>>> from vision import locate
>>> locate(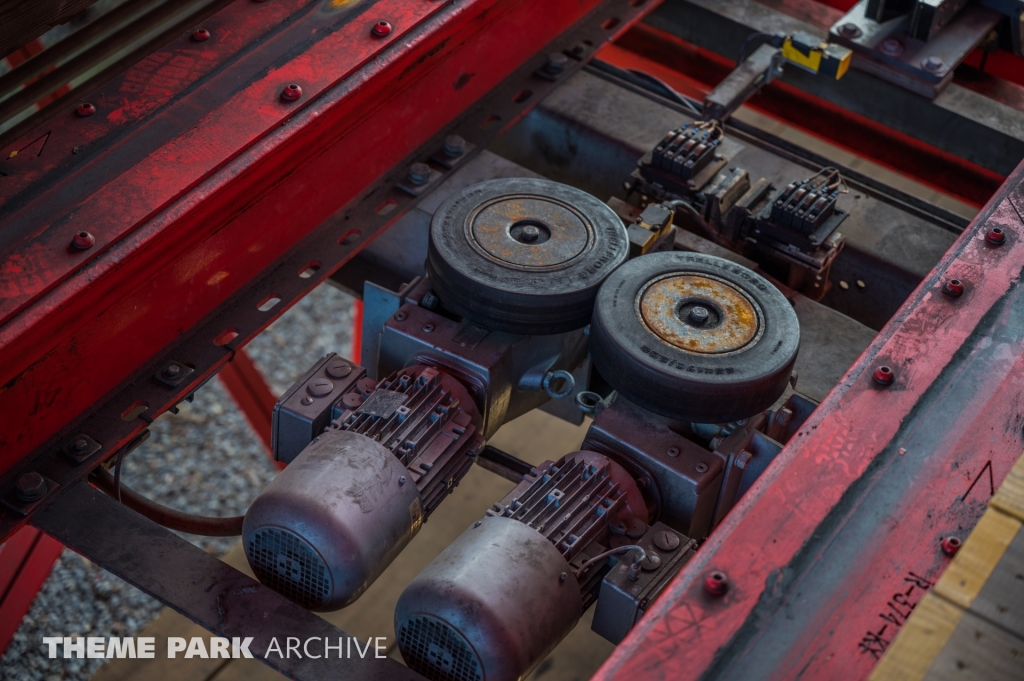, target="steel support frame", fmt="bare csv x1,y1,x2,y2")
0,0,659,542
596,160,1024,680
30,480,423,680
643,0,1024,179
